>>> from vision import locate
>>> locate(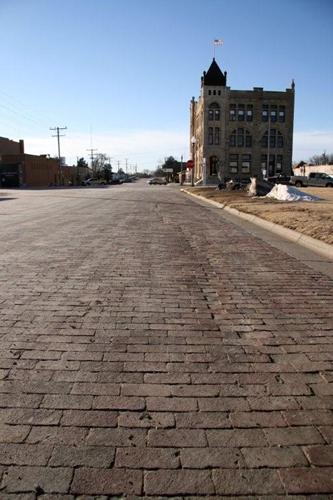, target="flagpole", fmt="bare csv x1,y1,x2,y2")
213,39,224,59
